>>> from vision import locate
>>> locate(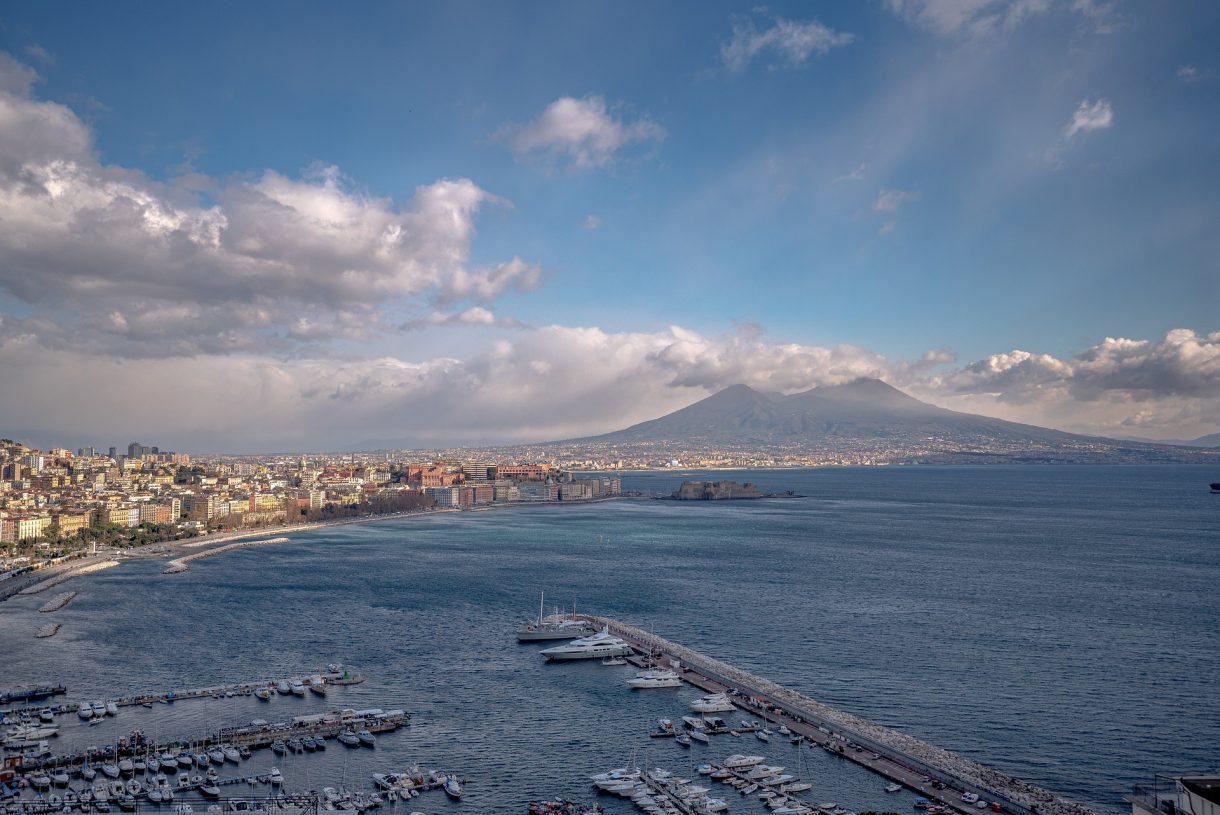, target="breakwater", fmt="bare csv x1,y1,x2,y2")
39,591,78,612
586,614,1097,815
164,538,291,574
18,561,119,595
